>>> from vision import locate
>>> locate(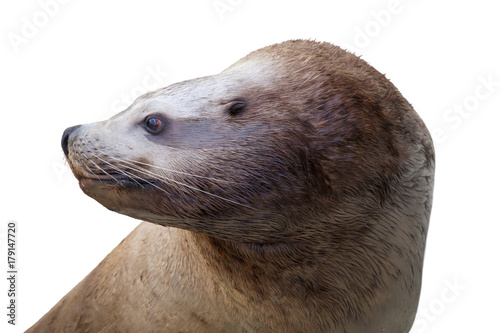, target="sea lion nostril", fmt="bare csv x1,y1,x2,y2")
61,125,82,157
